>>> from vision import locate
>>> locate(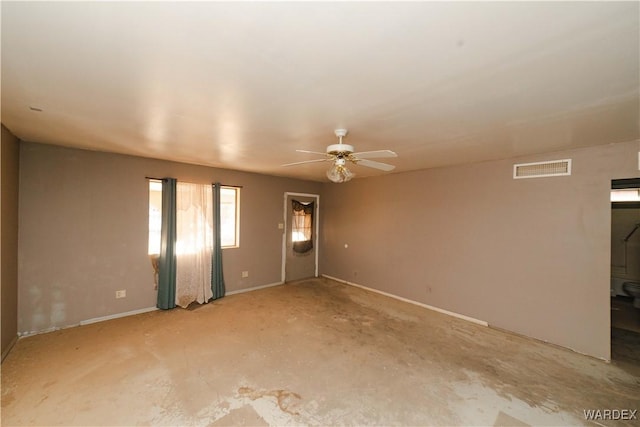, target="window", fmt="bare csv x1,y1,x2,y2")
611,188,640,202
148,181,240,252
291,200,314,253
148,180,163,255
292,206,312,242
220,186,240,248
